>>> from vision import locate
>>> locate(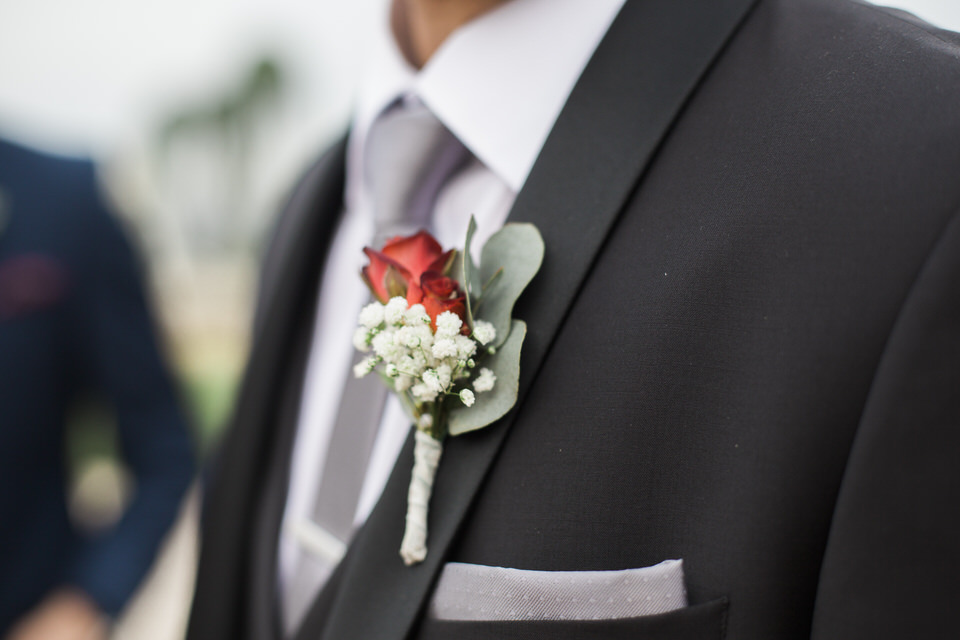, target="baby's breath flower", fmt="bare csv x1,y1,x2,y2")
353,356,377,378
459,388,476,407
435,311,463,338
414,325,435,351
417,414,434,430
473,367,496,393
384,297,408,325
431,338,458,360
411,383,438,403
472,320,496,346
385,363,399,377
359,302,385,328
371,330,402,361
404,304,429,326
353,327,371,352
436,364,452,390
454,335,477,360
394,375,413,392
396,355,419,376
422,369,444,394
406,351,429,374
396,326,423,349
